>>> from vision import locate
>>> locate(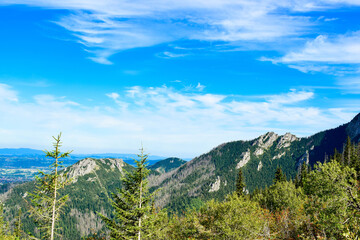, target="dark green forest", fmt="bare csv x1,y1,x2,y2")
0,135,359,239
